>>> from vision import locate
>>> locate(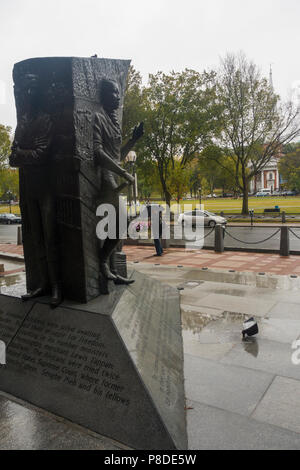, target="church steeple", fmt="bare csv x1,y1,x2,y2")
269,64,274,90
